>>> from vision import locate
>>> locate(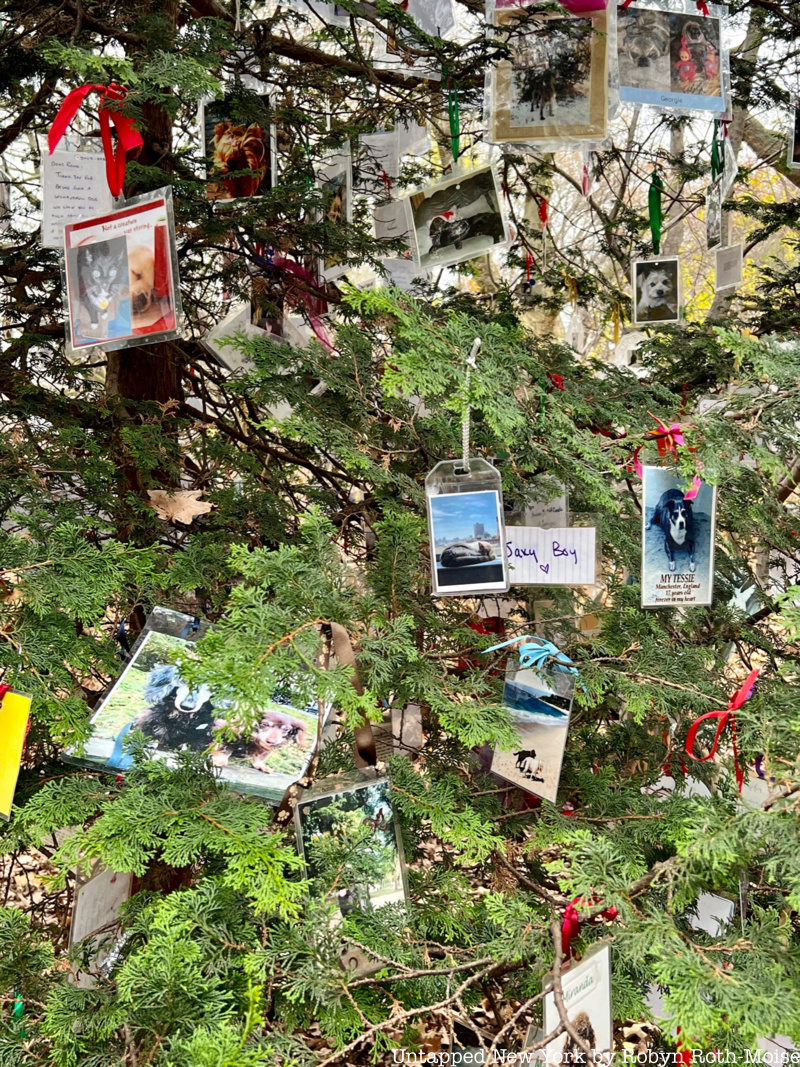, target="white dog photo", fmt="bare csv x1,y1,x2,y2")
632,257,681,325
